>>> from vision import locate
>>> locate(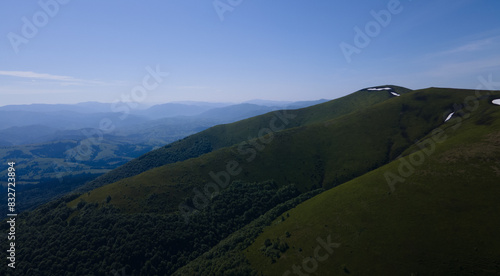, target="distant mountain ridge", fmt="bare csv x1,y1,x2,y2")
0,99,330,132
0,97,332,214
0,101,116,113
